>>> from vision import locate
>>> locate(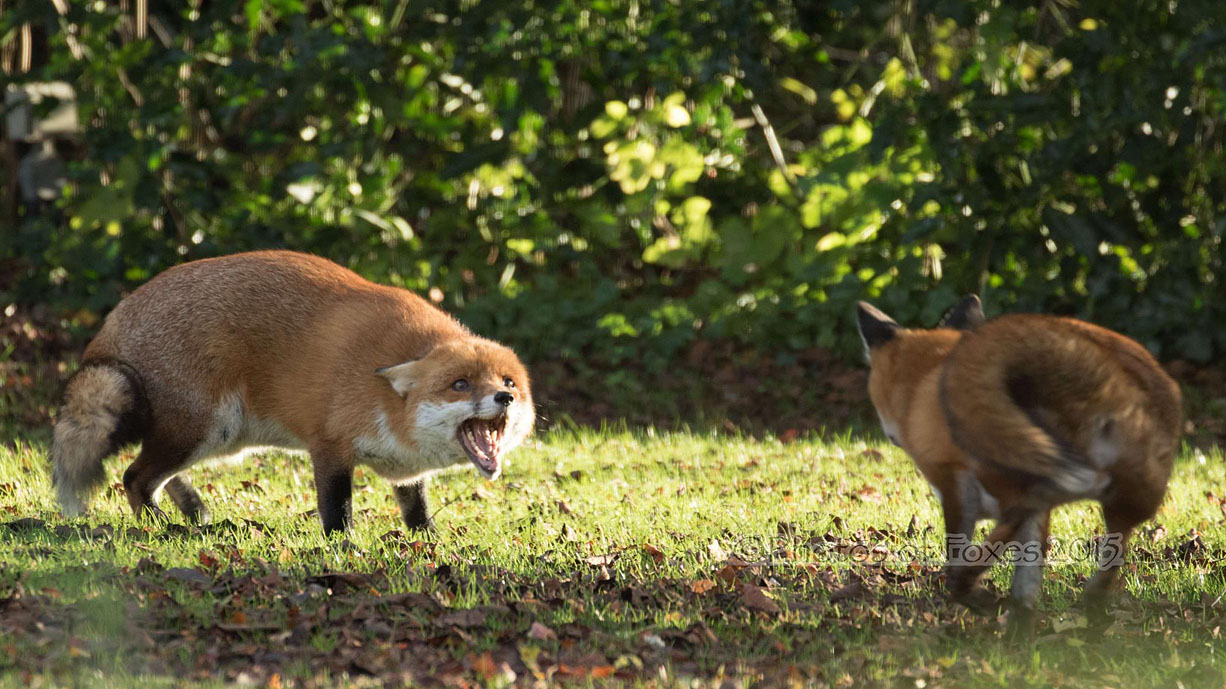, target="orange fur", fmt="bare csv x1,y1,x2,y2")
858,298,1181,627
51,251,534,533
